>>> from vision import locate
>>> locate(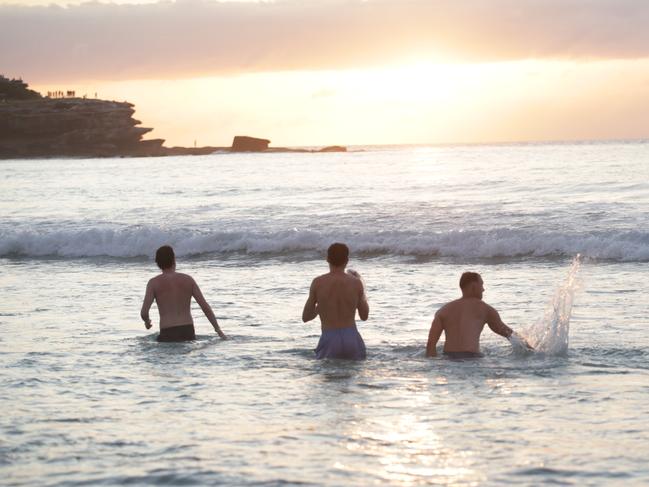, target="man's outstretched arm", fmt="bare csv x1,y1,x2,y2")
302,280,318,323
486,305,513,338
192,279,227,339
140,280,154,329
426,314,444,357
486,305,534,350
